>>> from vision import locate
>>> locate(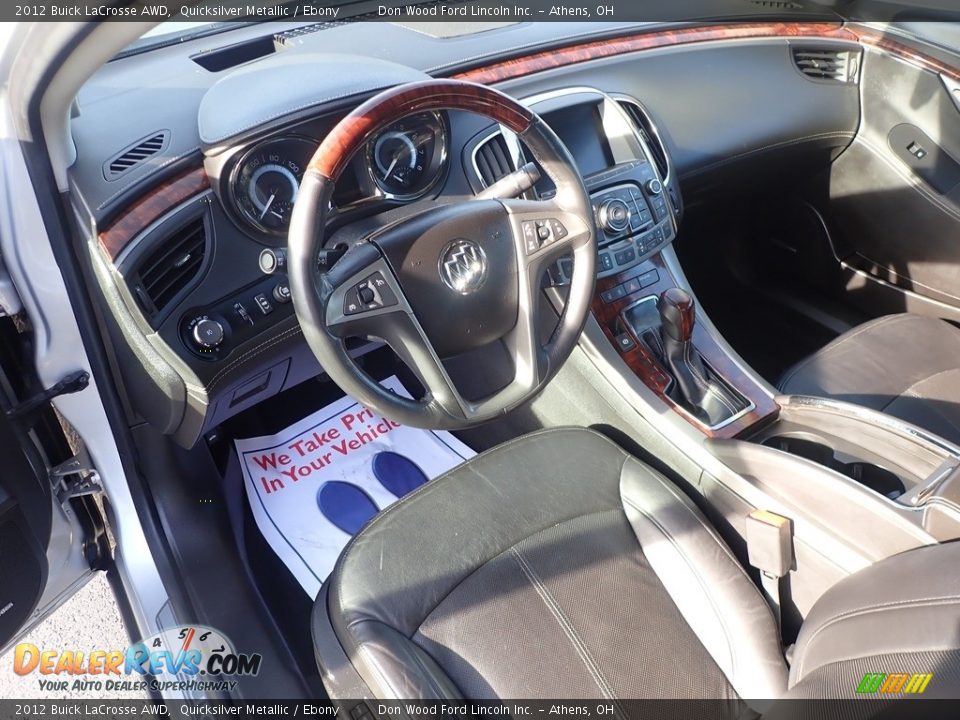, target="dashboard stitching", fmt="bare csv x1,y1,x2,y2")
679,131,856,179
425,32,606,75
199,83,414,146
205,324,303,392
95,146,202,211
